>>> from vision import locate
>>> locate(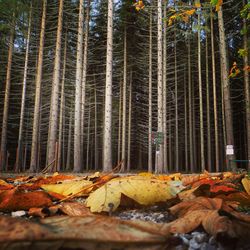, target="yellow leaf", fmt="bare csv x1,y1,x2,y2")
185,9,196,16
86,176,179,213
41,180,93,197
242,177,250,195
216,0,223,12
195,3,201,8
